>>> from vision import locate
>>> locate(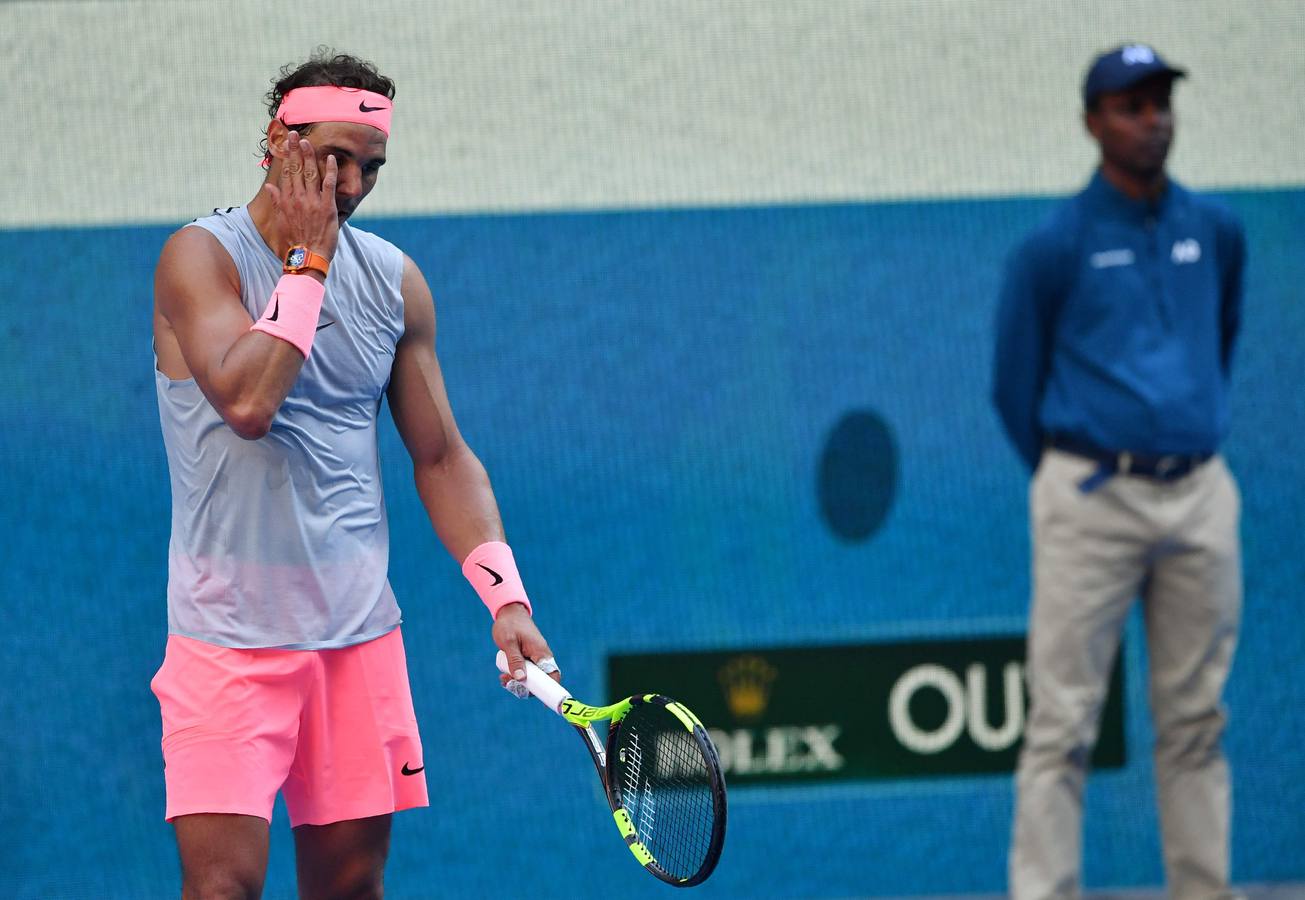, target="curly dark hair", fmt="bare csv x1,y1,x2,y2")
258,47,396,164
